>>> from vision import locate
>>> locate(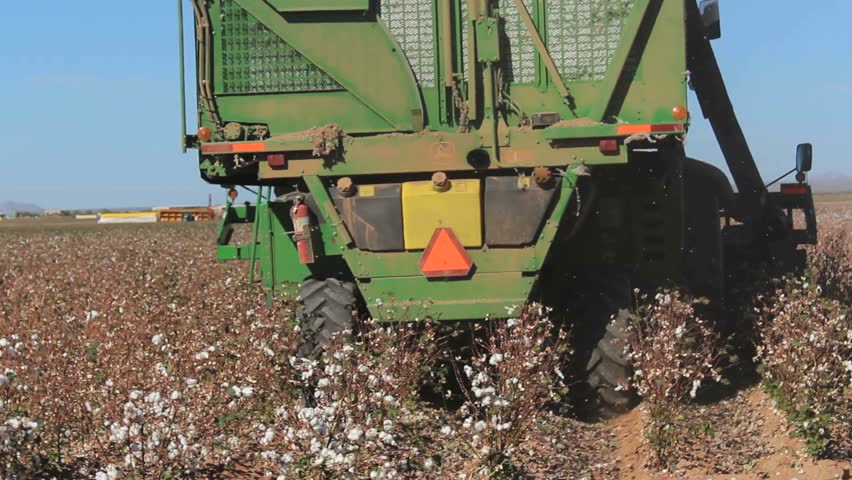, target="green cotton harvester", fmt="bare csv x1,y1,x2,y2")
179,0,817,412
